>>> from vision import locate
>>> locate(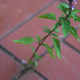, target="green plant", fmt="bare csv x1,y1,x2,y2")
13,0,80,71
